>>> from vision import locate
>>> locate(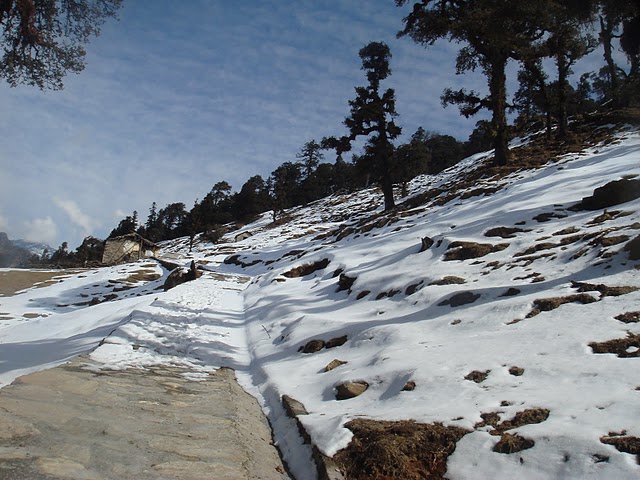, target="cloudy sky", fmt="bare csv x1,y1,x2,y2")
0,1,607,249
